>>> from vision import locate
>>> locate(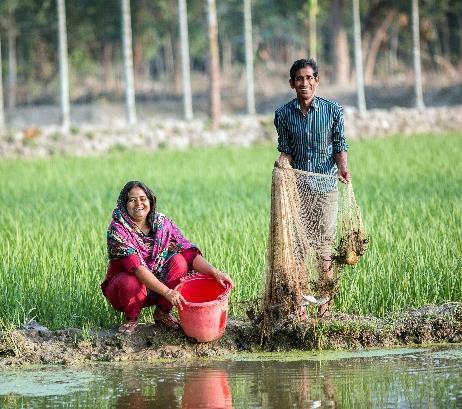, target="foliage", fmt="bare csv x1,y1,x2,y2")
0,0,461,104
